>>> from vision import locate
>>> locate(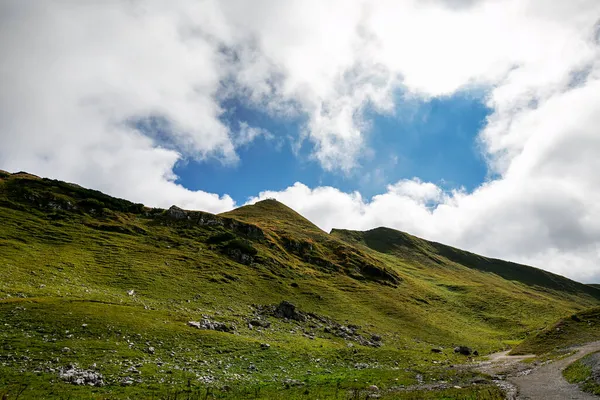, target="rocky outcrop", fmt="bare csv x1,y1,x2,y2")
166,206,264,240
273,301,306,322
252,302,383,347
